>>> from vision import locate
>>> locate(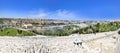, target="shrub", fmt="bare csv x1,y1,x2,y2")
78,22,120,34
118,31,120,34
